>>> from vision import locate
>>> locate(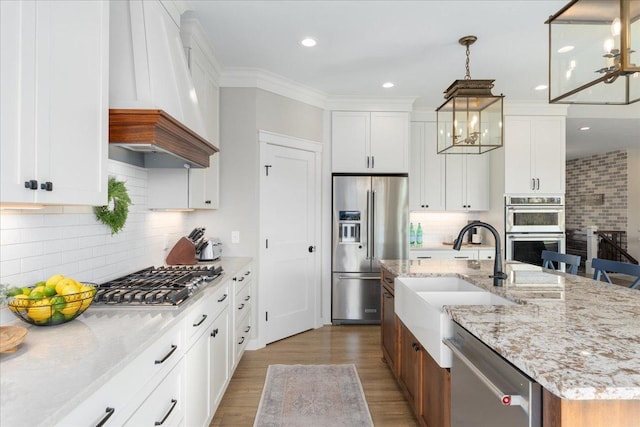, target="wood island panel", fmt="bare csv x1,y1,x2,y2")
543,389,640,427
